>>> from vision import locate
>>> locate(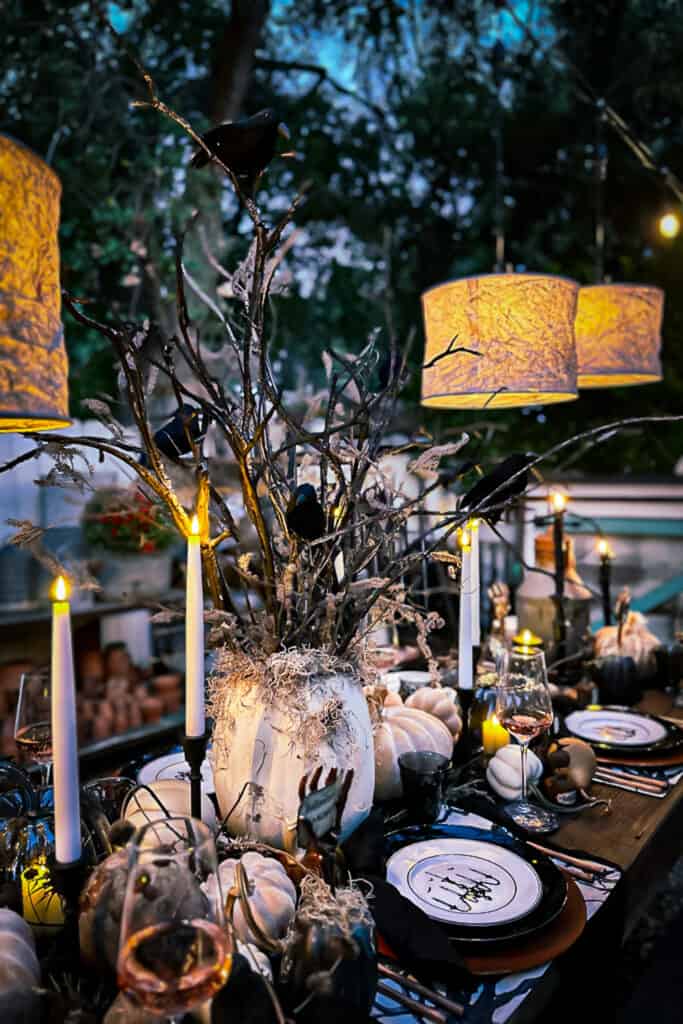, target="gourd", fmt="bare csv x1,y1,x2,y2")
204,851,297,952
122,781,217,845
594,611,659,681
374,706,453,801
0,909,41,1024
545,738,596,798
590,655,640,706
486,744,543,801
79,845,210,973
405,687,462,739
0,908,40,991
